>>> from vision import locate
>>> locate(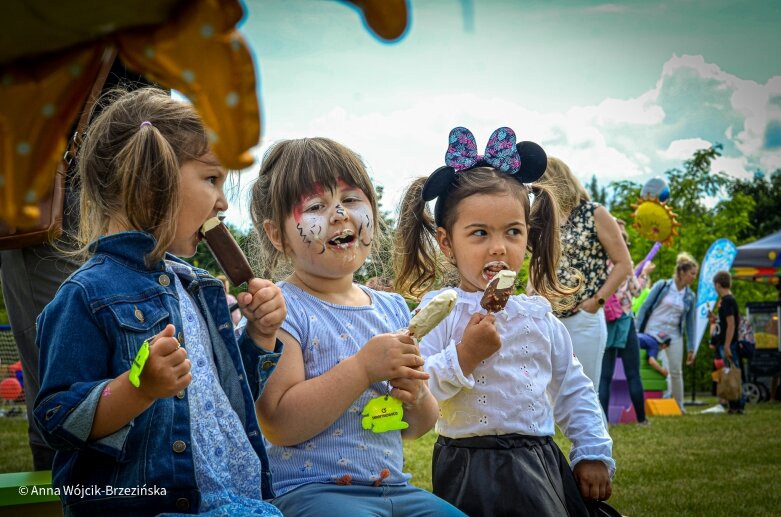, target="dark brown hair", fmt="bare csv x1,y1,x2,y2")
75,87,208,266
394,167,577,307
713,270,731,289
